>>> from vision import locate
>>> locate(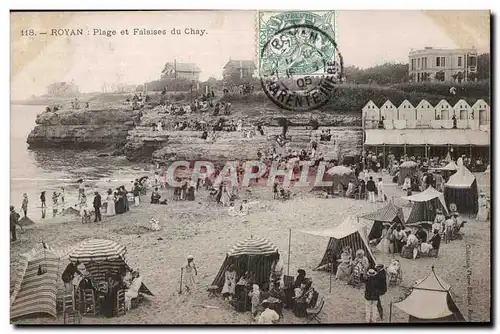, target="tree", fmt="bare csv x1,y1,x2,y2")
46,81,79,96
435,71,445,82
456,71,464,84
477,53,490,80
344,63,408,85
